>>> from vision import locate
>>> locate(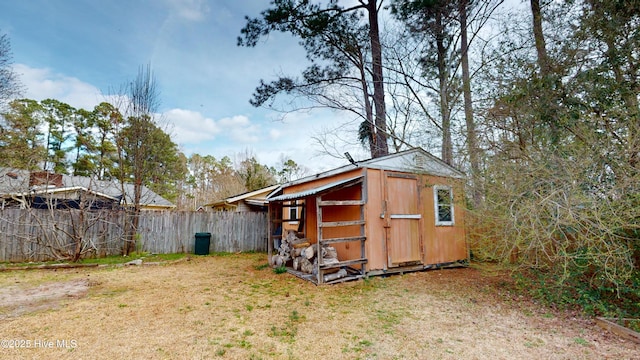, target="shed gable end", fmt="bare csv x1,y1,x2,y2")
364,150,465,179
